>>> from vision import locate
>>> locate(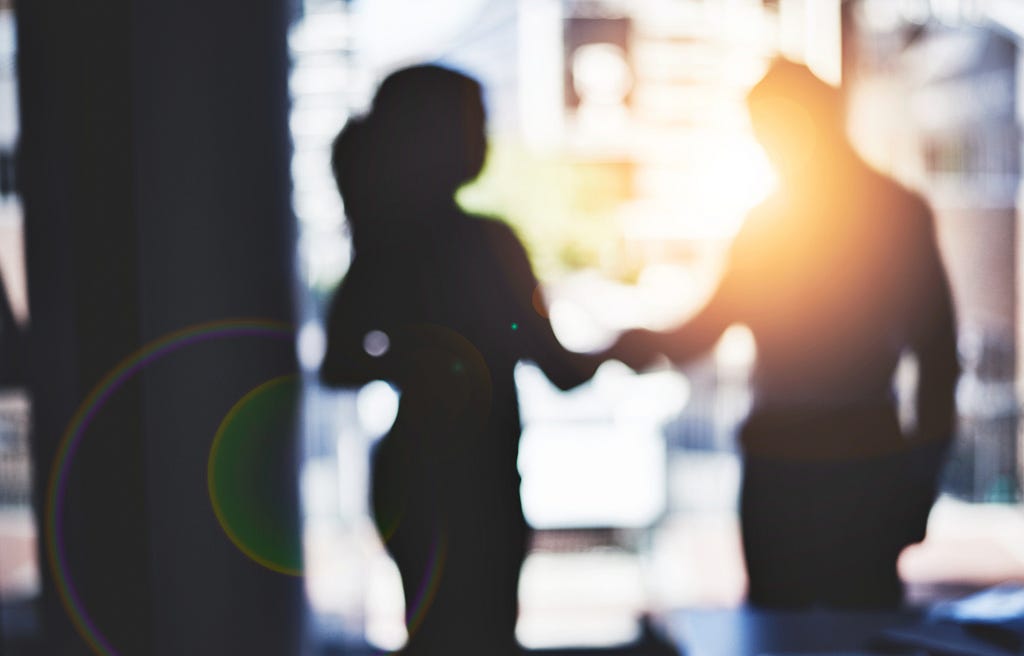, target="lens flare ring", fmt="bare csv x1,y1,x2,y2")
208,374,304,577
404,532,448,645
47,318,458,655
45,319,294,656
